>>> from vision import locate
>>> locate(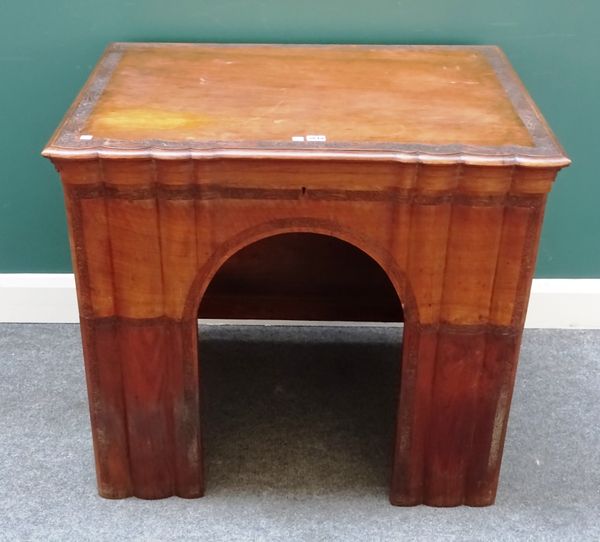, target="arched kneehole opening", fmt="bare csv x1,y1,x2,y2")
197,232,405,495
